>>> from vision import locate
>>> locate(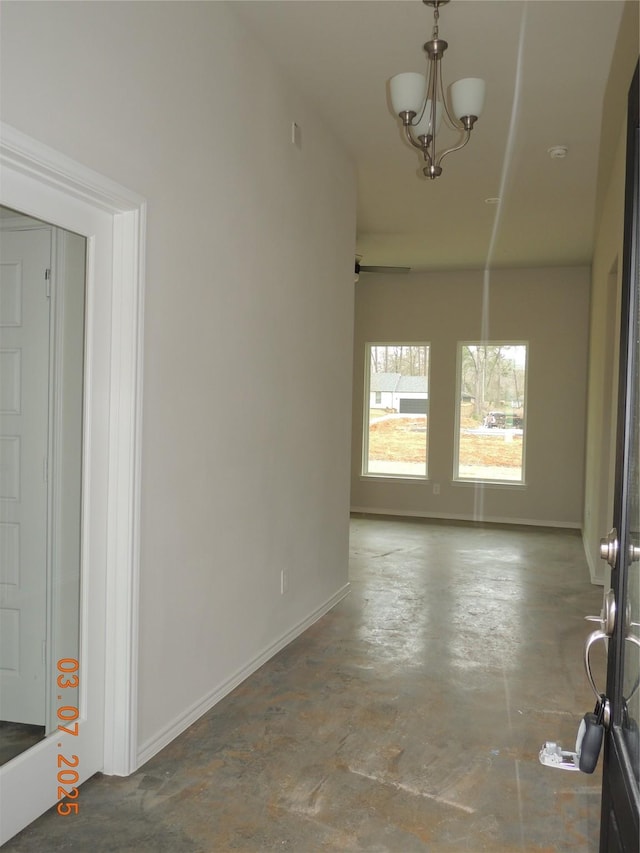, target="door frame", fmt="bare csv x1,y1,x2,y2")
0,122,145,841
